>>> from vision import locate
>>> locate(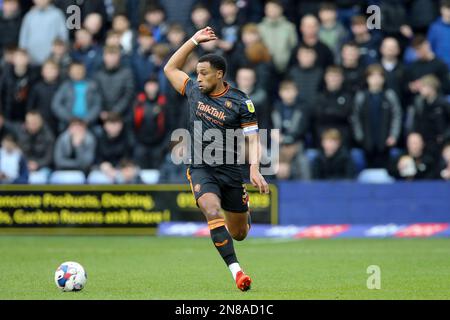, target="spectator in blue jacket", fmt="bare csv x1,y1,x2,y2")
427,0,450,70
0,134,29,184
